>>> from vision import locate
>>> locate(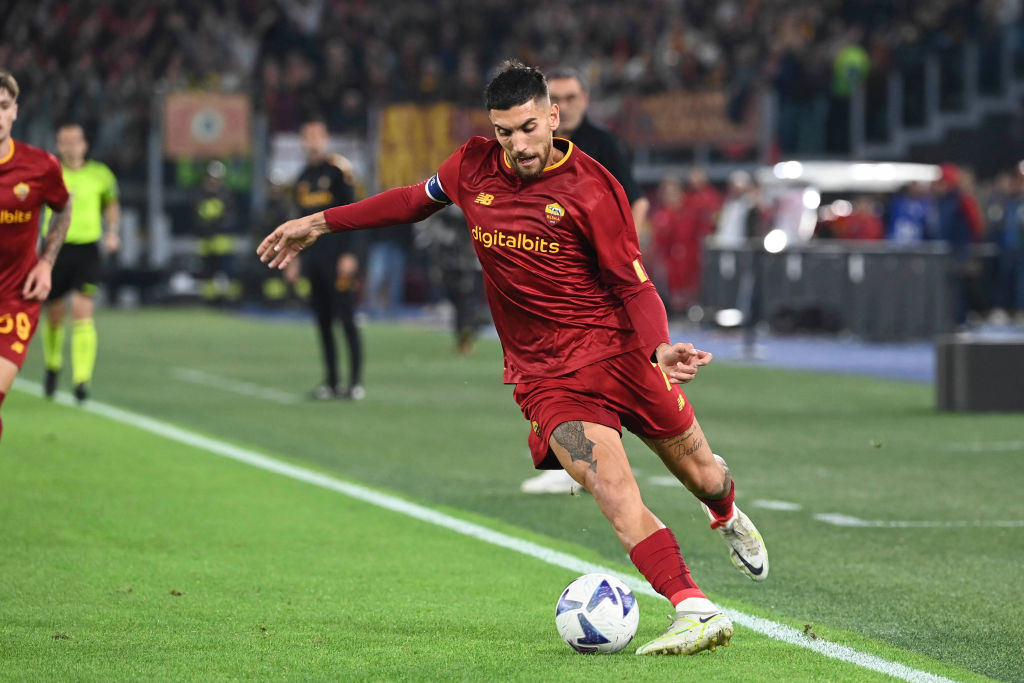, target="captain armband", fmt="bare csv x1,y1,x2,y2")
425,174,452,205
